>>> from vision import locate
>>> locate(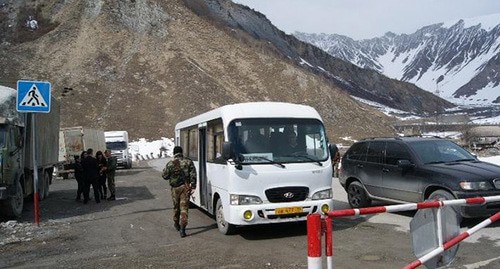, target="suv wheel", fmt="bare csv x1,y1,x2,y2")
428,190,462,221
347,181,371,208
